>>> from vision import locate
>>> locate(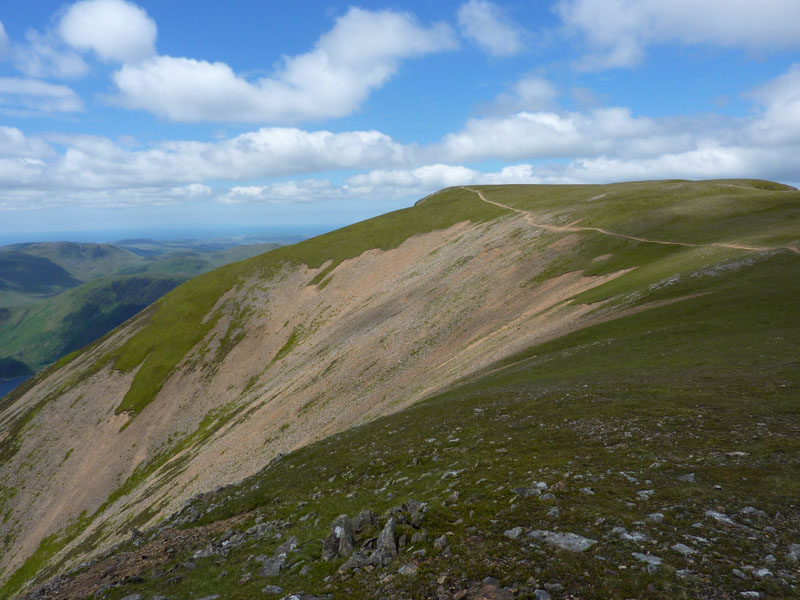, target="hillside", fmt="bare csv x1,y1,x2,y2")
1,180,799,600
0,241,281,383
